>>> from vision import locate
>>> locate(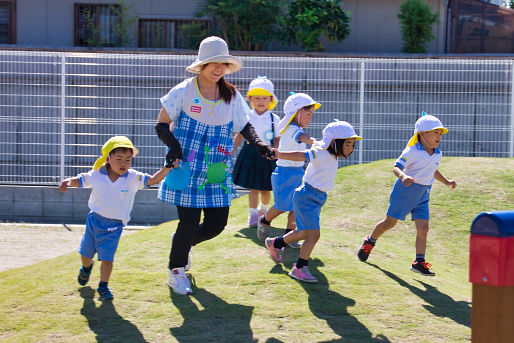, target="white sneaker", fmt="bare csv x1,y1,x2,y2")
171,232,192,271
168,267,192,295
